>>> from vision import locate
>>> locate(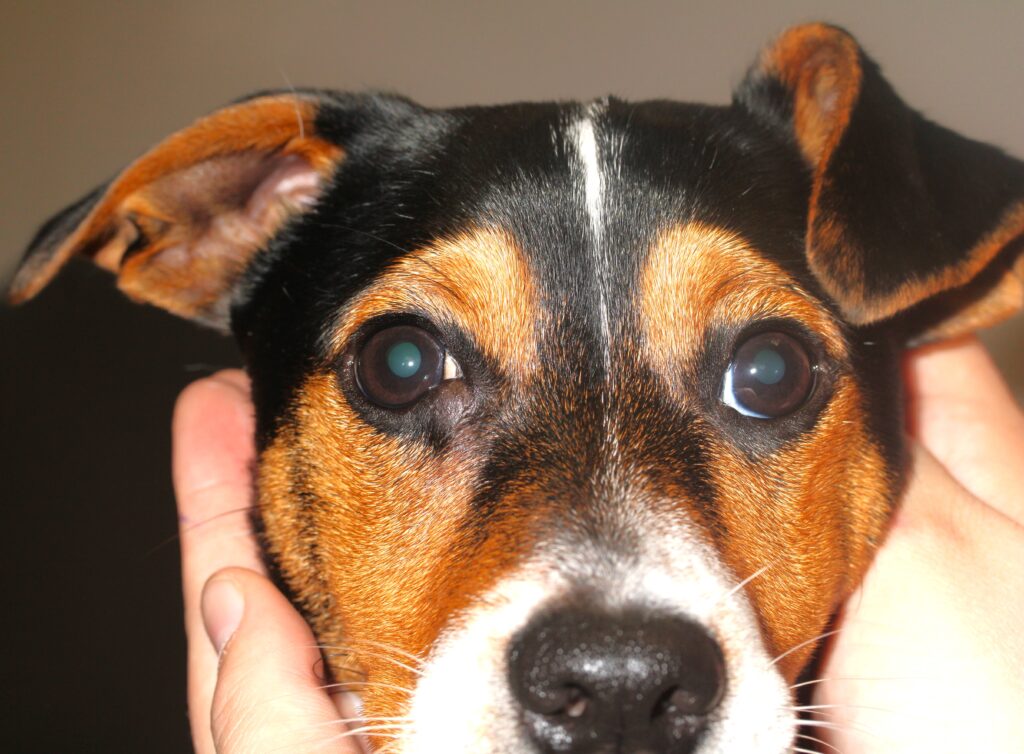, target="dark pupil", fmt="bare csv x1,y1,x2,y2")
356,325,443,408
731,332,813,418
